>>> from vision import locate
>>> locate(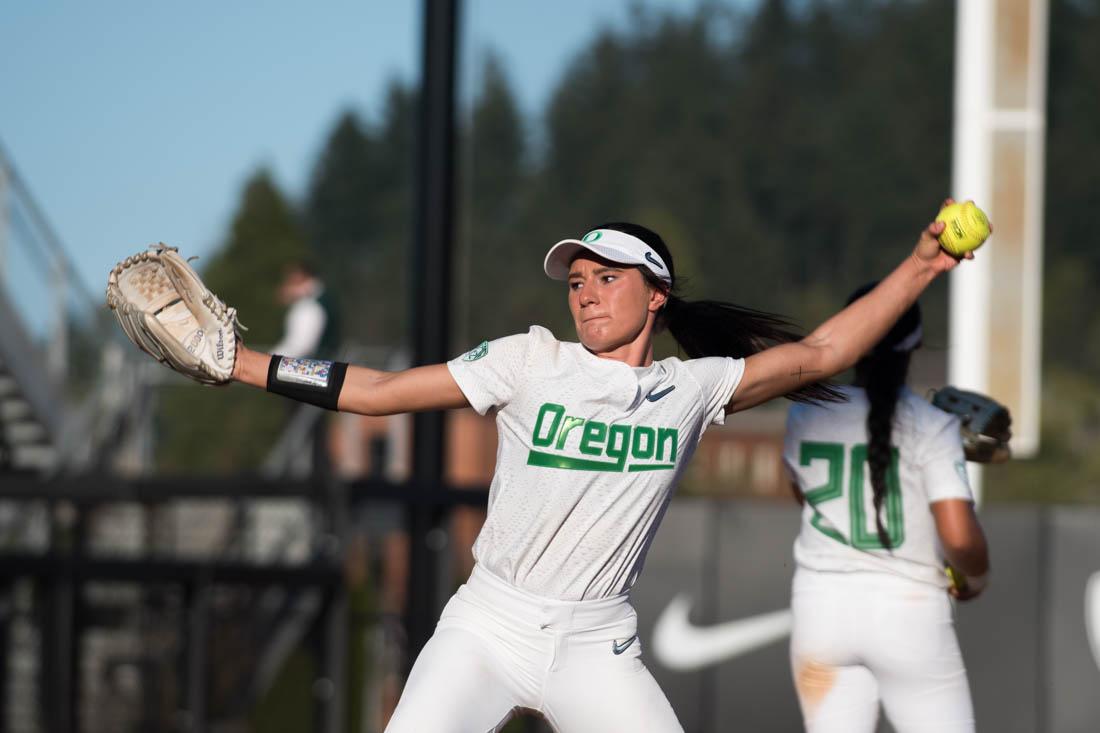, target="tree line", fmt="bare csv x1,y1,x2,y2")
158,0,1100,502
